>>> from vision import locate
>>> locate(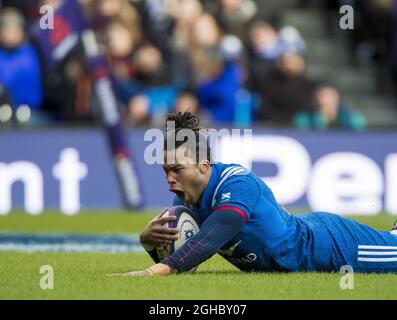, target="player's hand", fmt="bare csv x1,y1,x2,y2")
139,209,180,247
106,270,151,277
106,263,175,277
